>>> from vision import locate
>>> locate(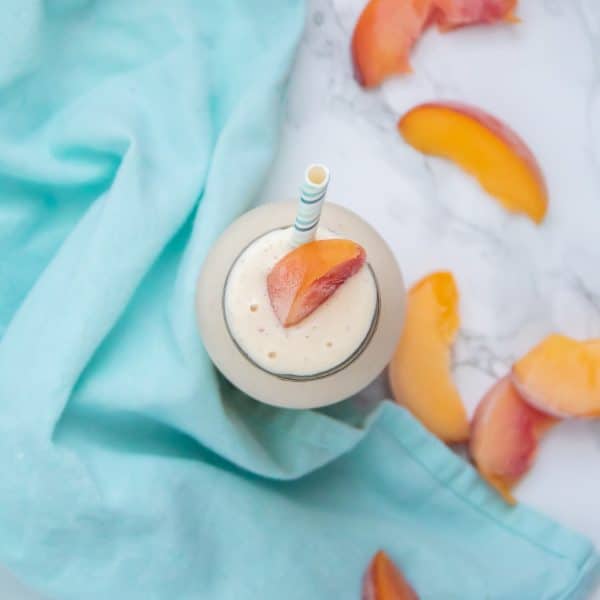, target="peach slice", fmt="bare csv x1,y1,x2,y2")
351,0,518,87
432,0,519,30
398,102,548,223
351,0,433,88
470,377,556,503
363,551,419,600
388,271,469,443
512,334,600,418
267,239,366,327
